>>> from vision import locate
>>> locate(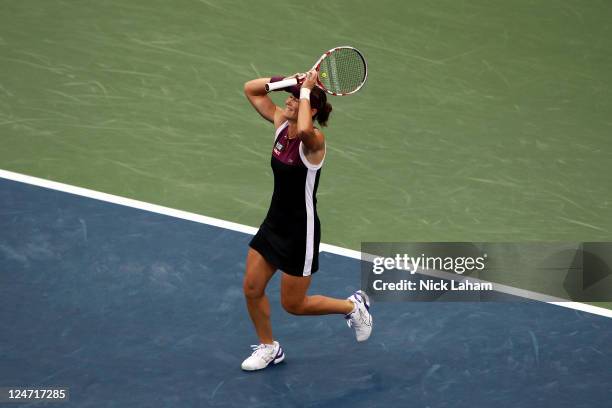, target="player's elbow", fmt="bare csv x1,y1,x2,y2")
244,80,260,98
